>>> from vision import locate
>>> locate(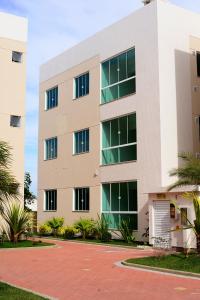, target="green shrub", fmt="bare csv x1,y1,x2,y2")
46,217,64,237
74,218,95,239
57,227,65,237
64,226,78,239
118,219,135,244
38,224,52,236
95,214,111,242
